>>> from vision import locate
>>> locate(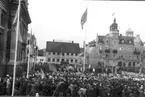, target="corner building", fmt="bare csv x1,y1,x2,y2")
87,18,144,72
